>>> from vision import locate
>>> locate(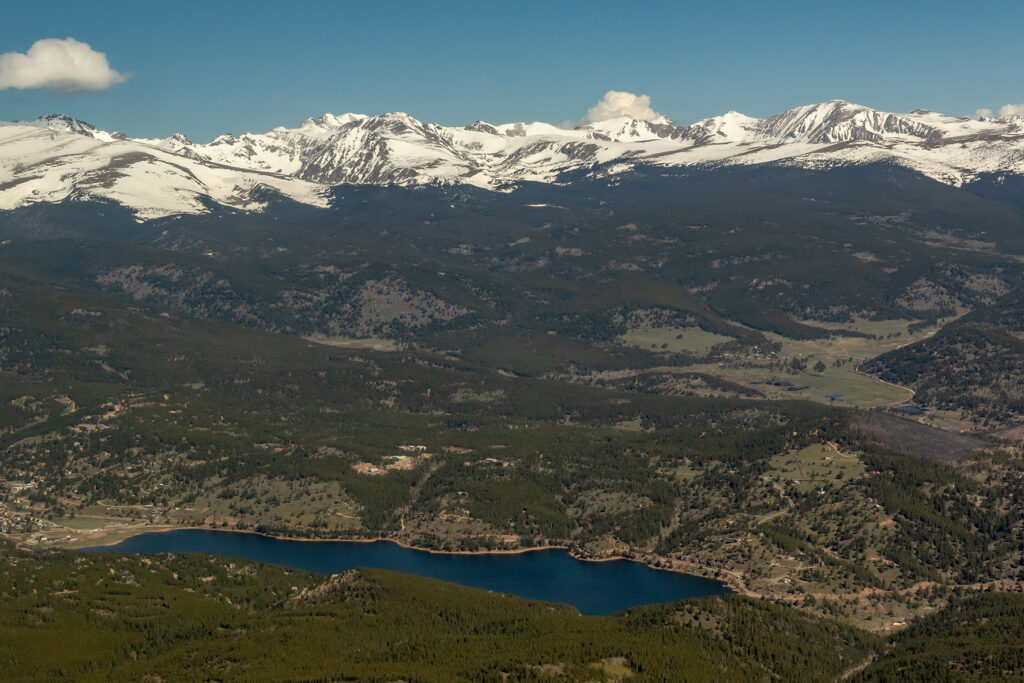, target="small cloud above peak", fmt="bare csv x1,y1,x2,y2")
998,103,1024,118
0,38,128,93
585,90,663,123
975,104,1024,120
